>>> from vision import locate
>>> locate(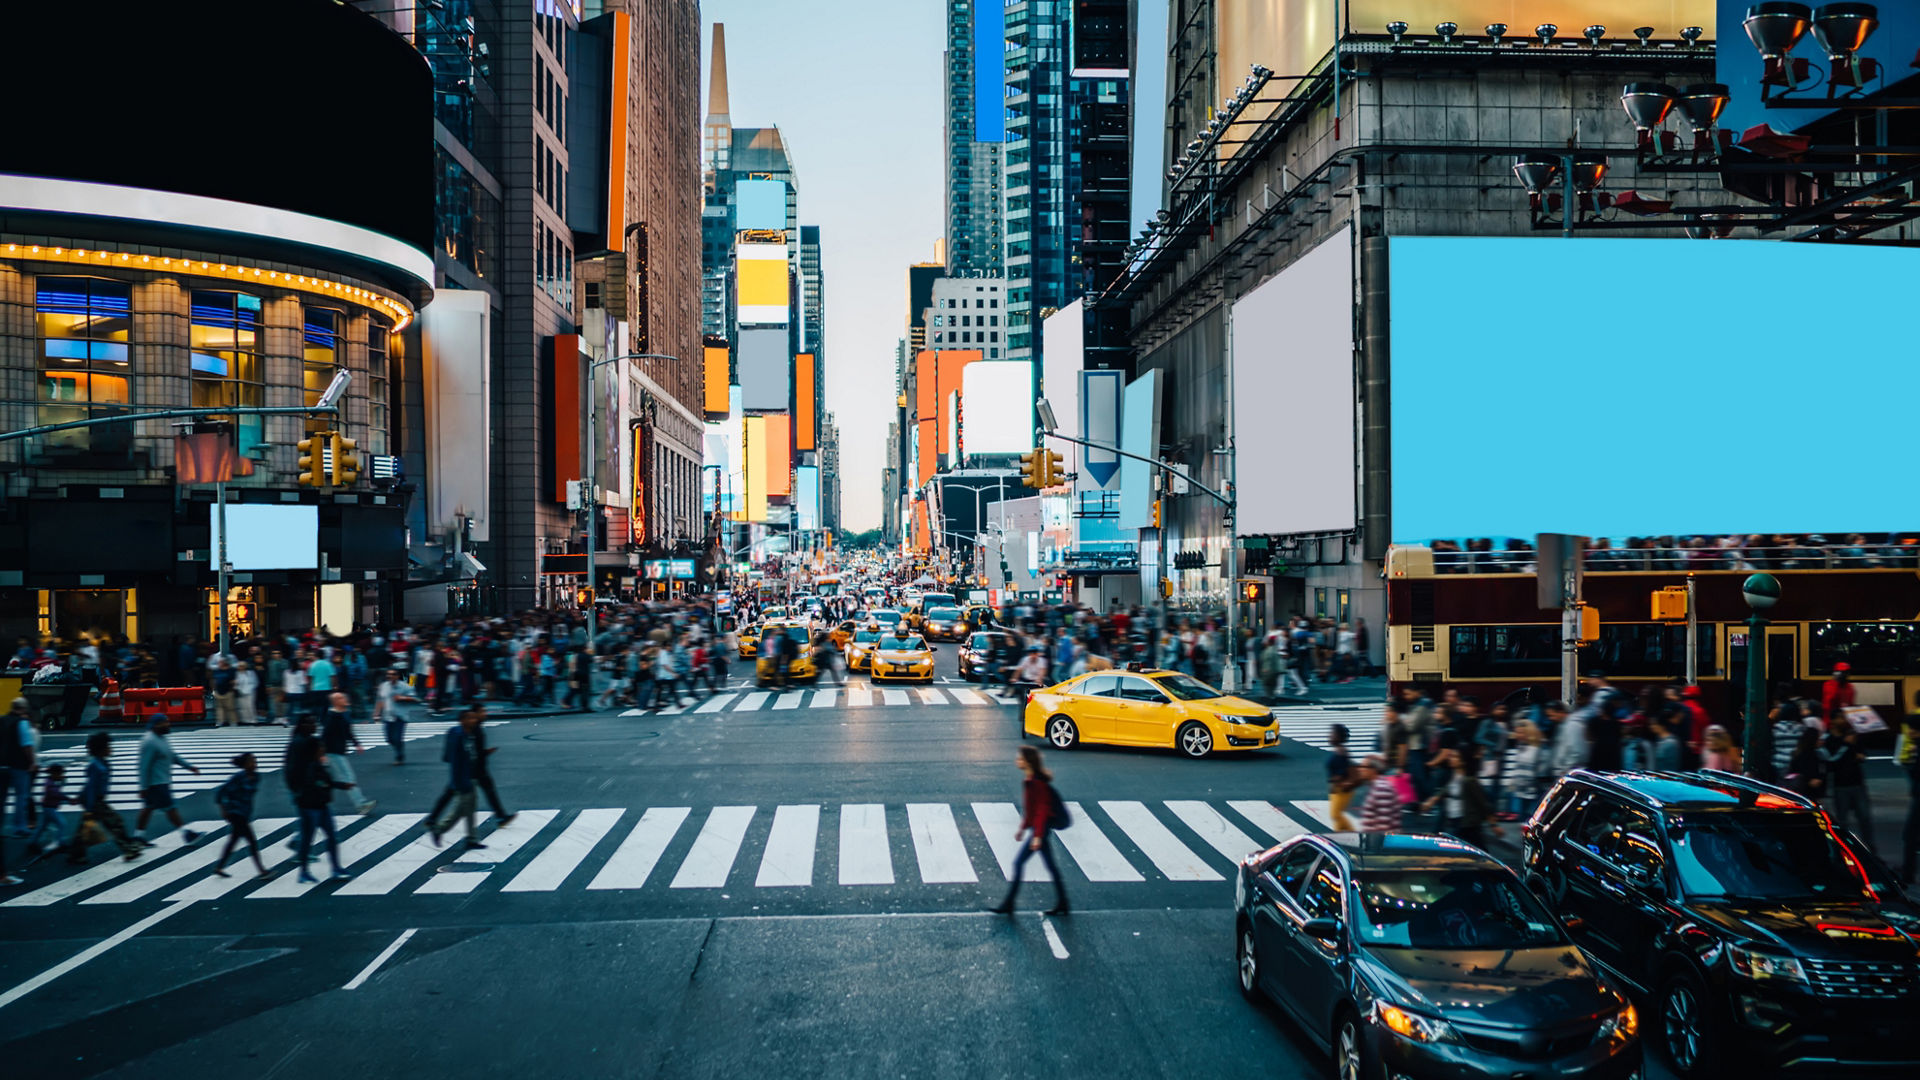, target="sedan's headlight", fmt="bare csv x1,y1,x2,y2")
1727,945,1807,984
1594,1003,1638,1044
1373,1001,1457,1043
